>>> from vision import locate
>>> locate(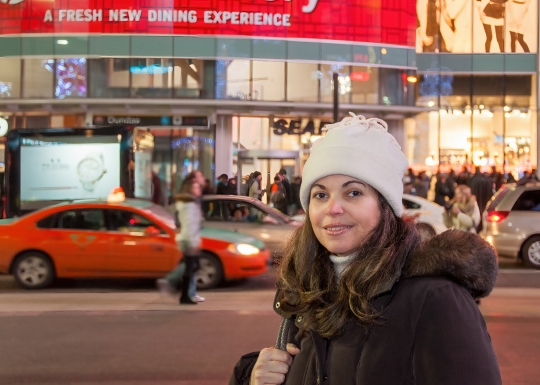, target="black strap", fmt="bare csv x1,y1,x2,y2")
275,317,292,351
